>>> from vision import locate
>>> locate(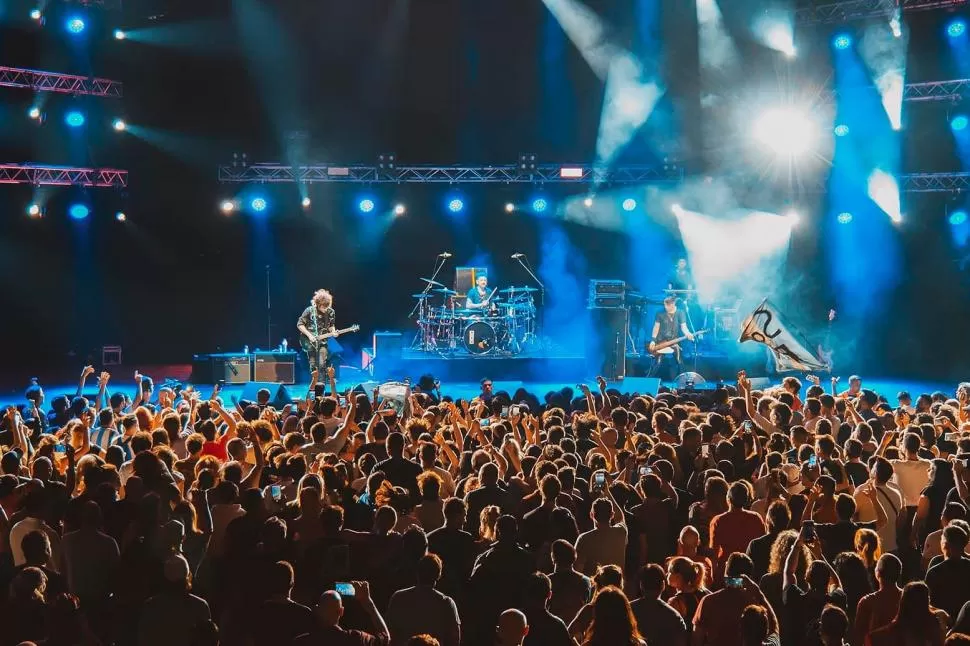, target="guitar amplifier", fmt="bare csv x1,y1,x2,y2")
253,352,297,384
191,353,251,384
589,279,626,308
